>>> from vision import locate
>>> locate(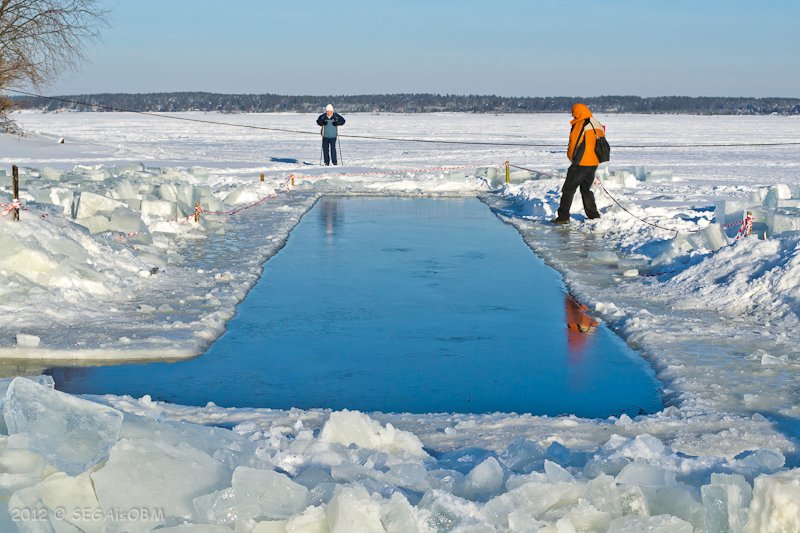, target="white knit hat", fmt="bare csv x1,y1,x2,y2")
325,104,334,112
